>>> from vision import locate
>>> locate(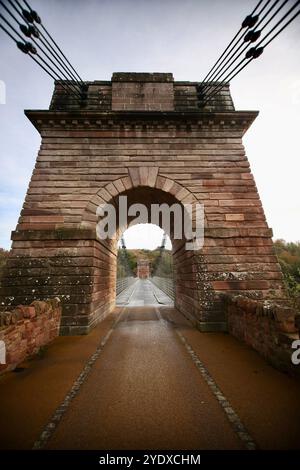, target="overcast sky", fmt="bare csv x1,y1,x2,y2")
0,0,299,251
